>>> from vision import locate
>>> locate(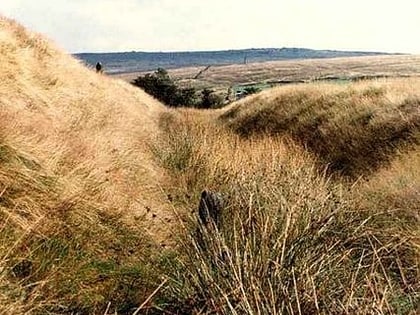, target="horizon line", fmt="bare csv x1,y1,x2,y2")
72,46,407,55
